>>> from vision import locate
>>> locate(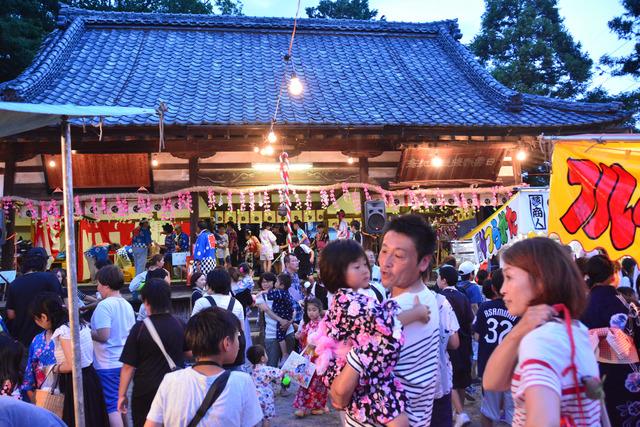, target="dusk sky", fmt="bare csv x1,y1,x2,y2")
240,0,636,96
